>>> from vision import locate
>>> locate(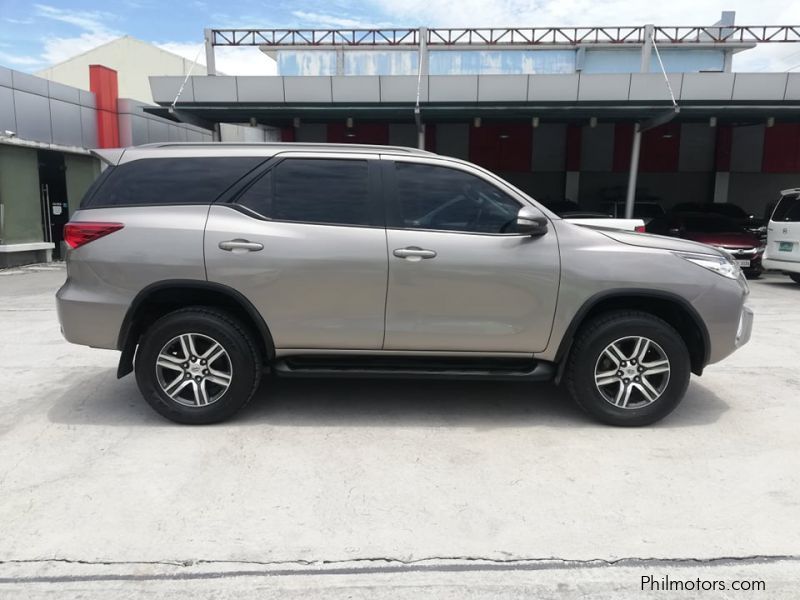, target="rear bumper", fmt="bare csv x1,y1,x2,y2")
763,257,800,274
56,280,126,350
